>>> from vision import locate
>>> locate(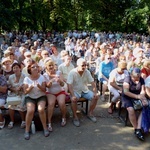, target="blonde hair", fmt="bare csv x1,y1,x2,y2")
41,50,49,56
60,50,68,58
118,61,127,68
45,60,55,68
143,59,150,68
